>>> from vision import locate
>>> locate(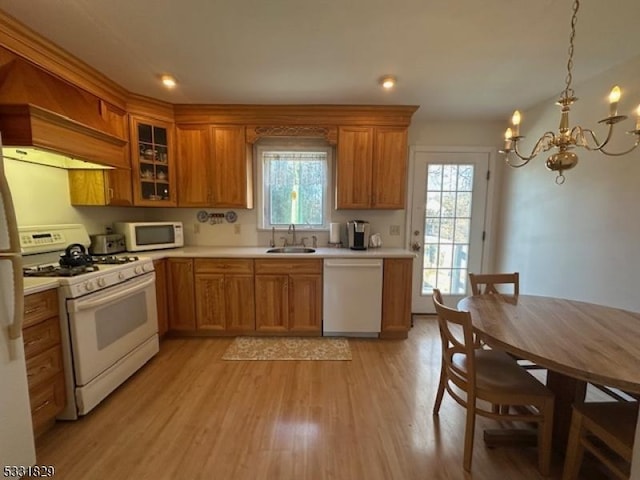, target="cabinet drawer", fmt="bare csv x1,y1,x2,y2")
26,346,63,387
23,316,61,358
255,259,322,275
30,373,65,432
195,258,254,274
24,290,59,328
